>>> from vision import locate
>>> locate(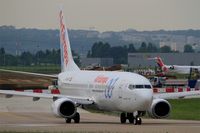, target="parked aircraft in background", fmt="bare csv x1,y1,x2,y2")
0,9,200,125
149,57,200,74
